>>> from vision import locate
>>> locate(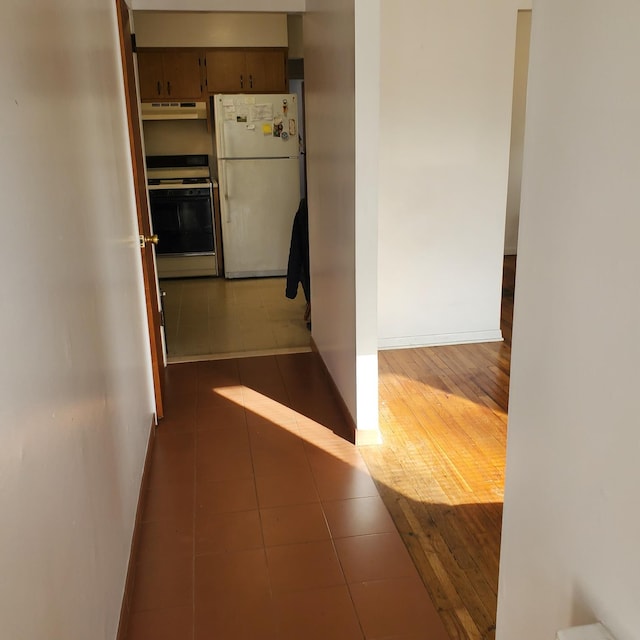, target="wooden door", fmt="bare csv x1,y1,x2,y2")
137,51,165,100
246,50,287,93
163,51,203,100
115,0,165,418
206,50,246,93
